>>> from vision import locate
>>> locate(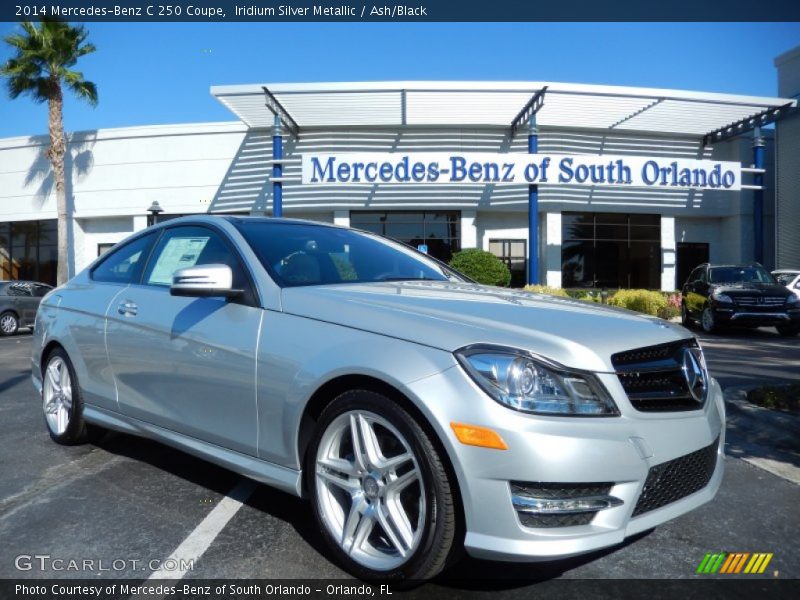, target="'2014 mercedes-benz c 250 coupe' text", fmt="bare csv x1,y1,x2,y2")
32,216,724,581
